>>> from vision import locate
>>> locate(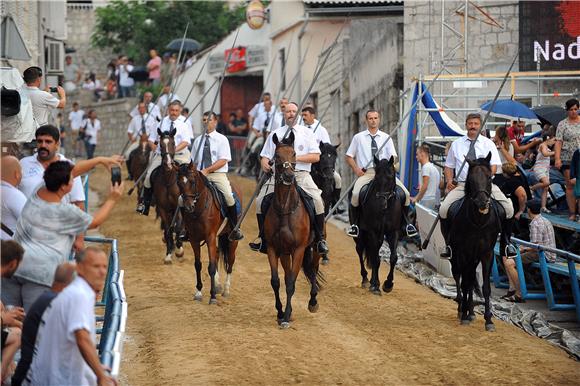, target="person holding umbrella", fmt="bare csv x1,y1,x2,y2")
555,98,580,221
